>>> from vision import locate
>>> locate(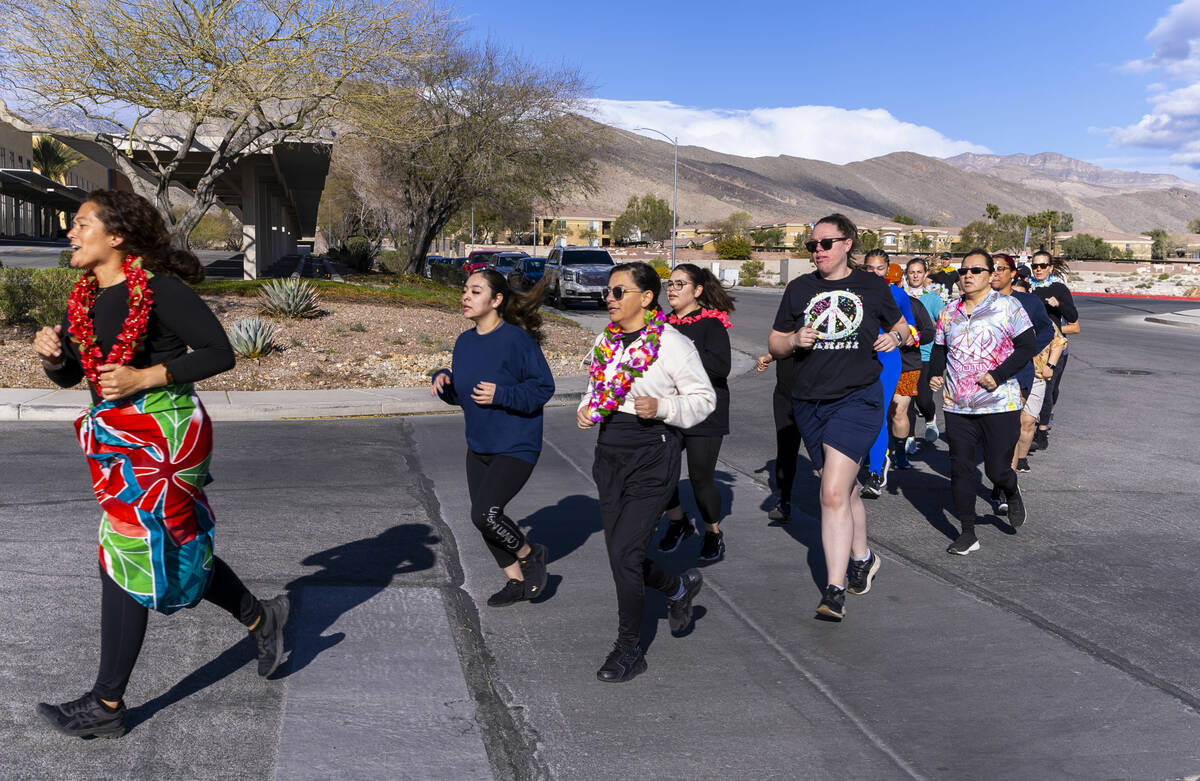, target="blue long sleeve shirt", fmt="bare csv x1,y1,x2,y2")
434,322,555,463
